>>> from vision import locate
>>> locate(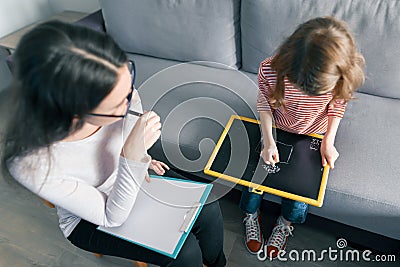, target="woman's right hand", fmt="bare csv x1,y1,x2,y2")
260,142,279,165
122,111,161,161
